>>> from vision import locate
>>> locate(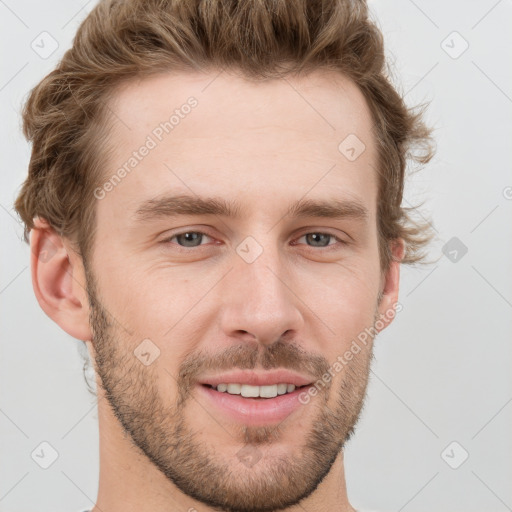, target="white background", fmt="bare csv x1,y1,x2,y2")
1,1,511,511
